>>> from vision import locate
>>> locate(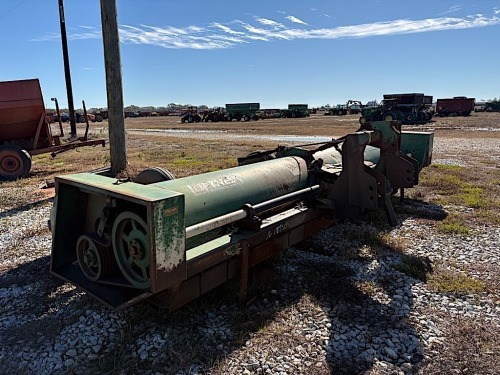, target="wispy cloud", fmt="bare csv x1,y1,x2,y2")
439,5,462,15
31,11,500,50
285,16,309,25
255,17,285,28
